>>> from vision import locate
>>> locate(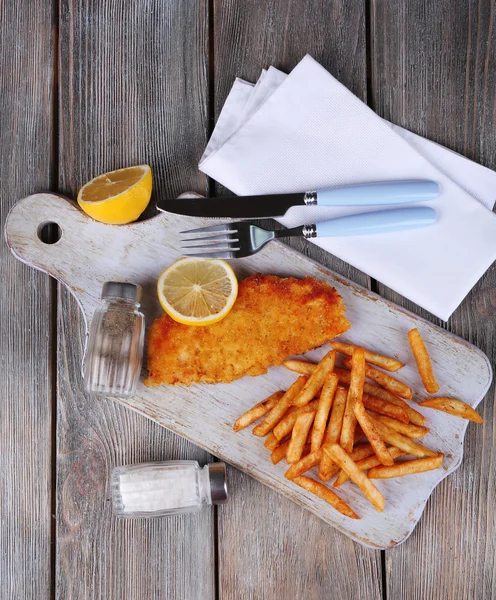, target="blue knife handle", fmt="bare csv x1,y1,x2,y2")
316,180,439,206
315,207,437,237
